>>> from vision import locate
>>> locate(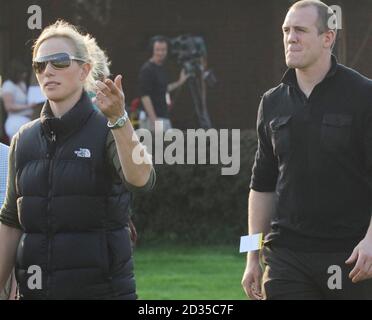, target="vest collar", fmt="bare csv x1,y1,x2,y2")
40,91,94,140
